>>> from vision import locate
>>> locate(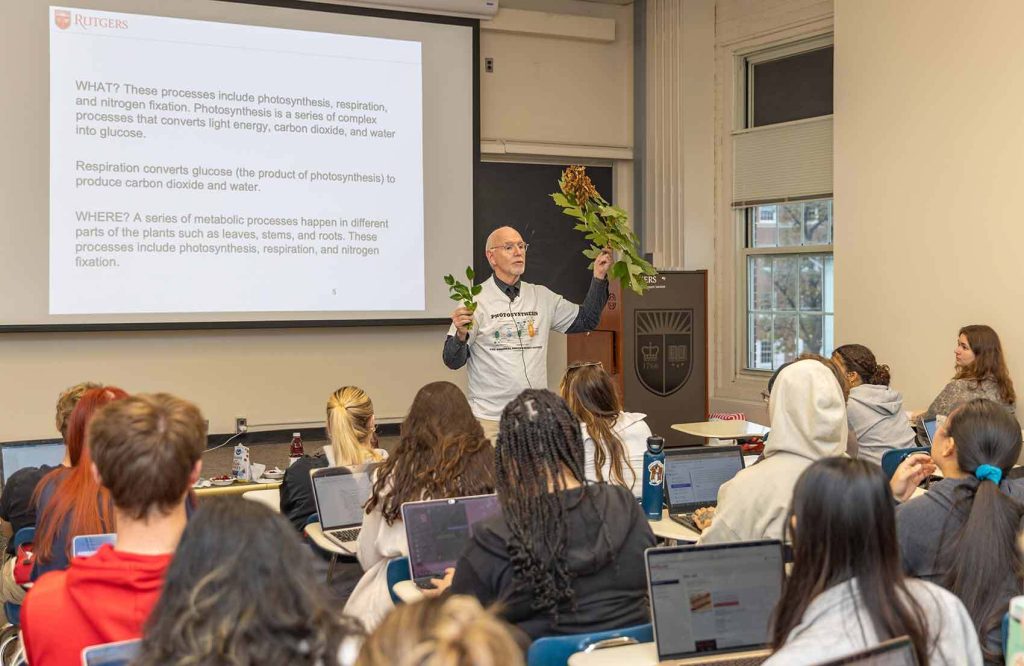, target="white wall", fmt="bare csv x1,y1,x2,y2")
0,0,633,441
834,0,1024,411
